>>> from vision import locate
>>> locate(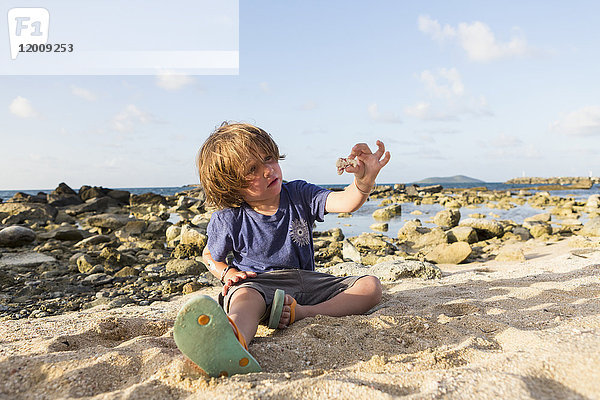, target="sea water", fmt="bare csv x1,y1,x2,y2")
1,183,598,239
